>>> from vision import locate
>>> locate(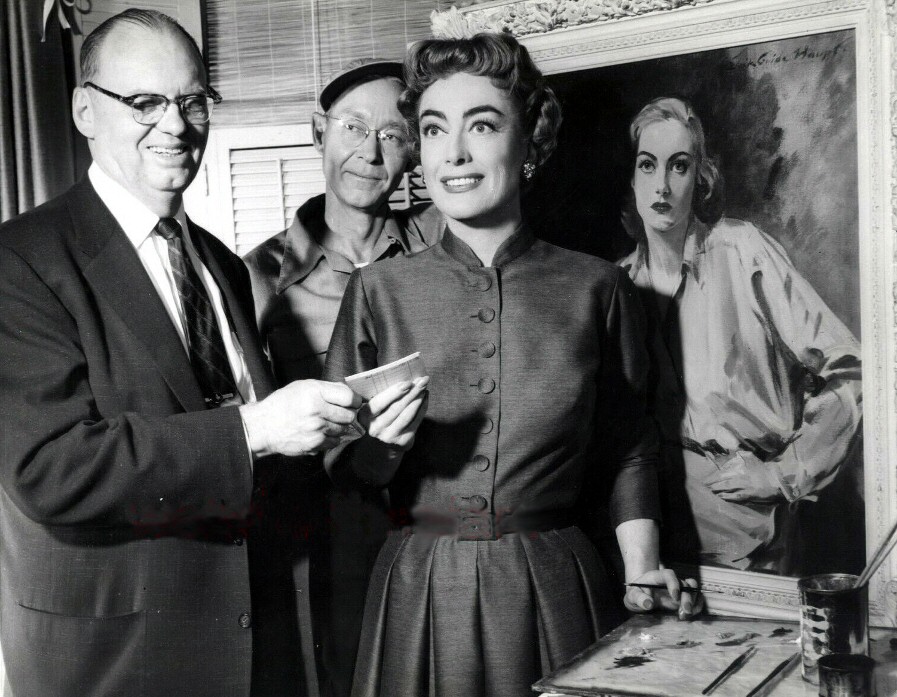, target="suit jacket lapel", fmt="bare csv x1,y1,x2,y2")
69,179,207,412
189,221,275,400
